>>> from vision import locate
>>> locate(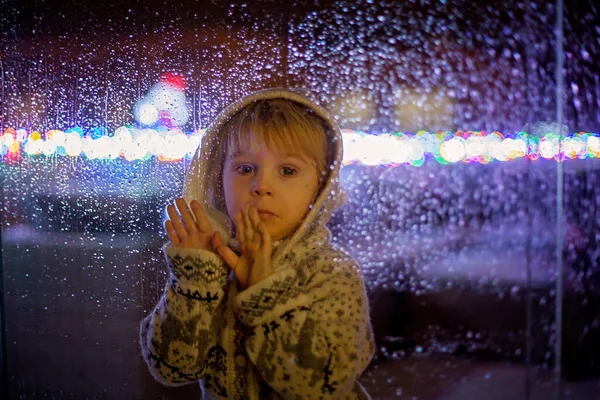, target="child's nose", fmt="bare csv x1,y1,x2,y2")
252,173,273,196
